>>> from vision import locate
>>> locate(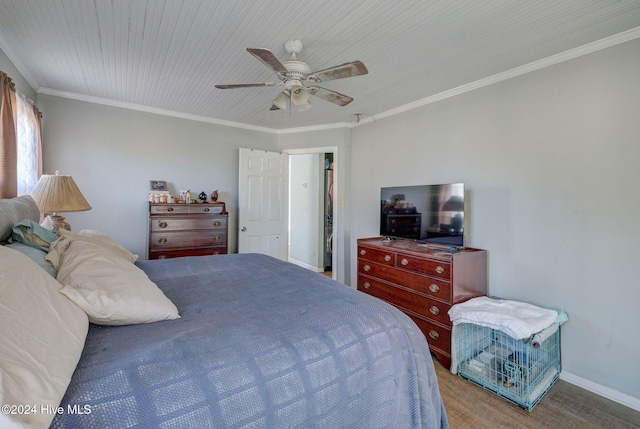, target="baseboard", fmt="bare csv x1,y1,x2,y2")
288,258,322,272
560,371,640,412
